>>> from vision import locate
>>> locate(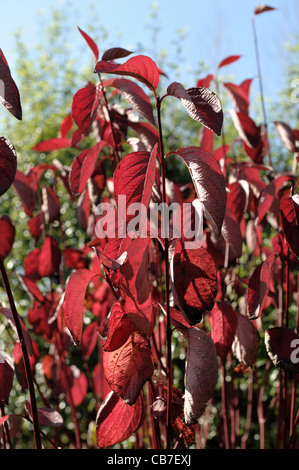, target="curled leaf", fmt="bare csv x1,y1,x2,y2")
167,82,223,136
